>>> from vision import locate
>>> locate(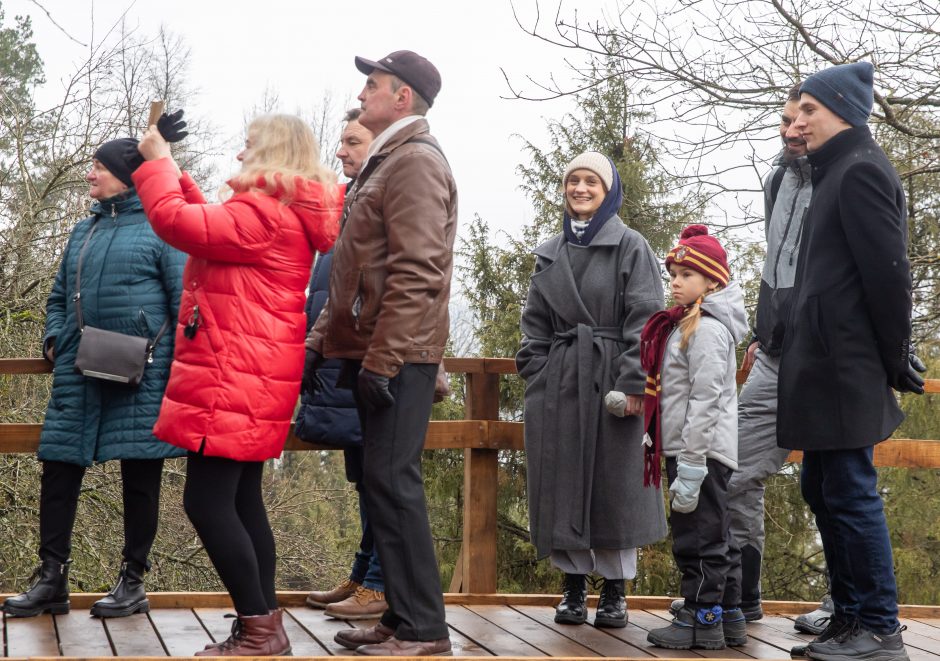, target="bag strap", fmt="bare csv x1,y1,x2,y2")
770,164,786,208
73,220,171,351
